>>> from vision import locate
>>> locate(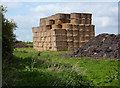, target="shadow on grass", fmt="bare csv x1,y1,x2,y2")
2,55,94,87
